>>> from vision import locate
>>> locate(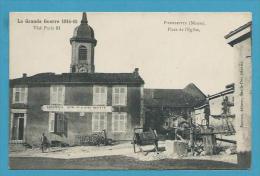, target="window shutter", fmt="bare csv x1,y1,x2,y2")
49,113,55,132
124,114,127,132
123,87,127,105
53,87,57,104
56,114,63,133
113,113,119,132
97,91,100,105
120,87,124,93
100,114,104,130
59,115,63,133
112,88,114,105
112,87,116,105
101,87,104,105
103,113,107,130
104,87,107,105
115,94,120,105
119,114,125,132
119,95,124,106
98,87,101,105
93,87,96,105
24,87,28,104
93,86,99,105
48,113,51,132
50,87,53,104
58,89,62,104
64,116,68,137
20,88,25,103
92,113,99,132
62,86,65,104
13,88,17,103
112,113,115,132
61,115,65,133
115,114,118,132
54,113,58,133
